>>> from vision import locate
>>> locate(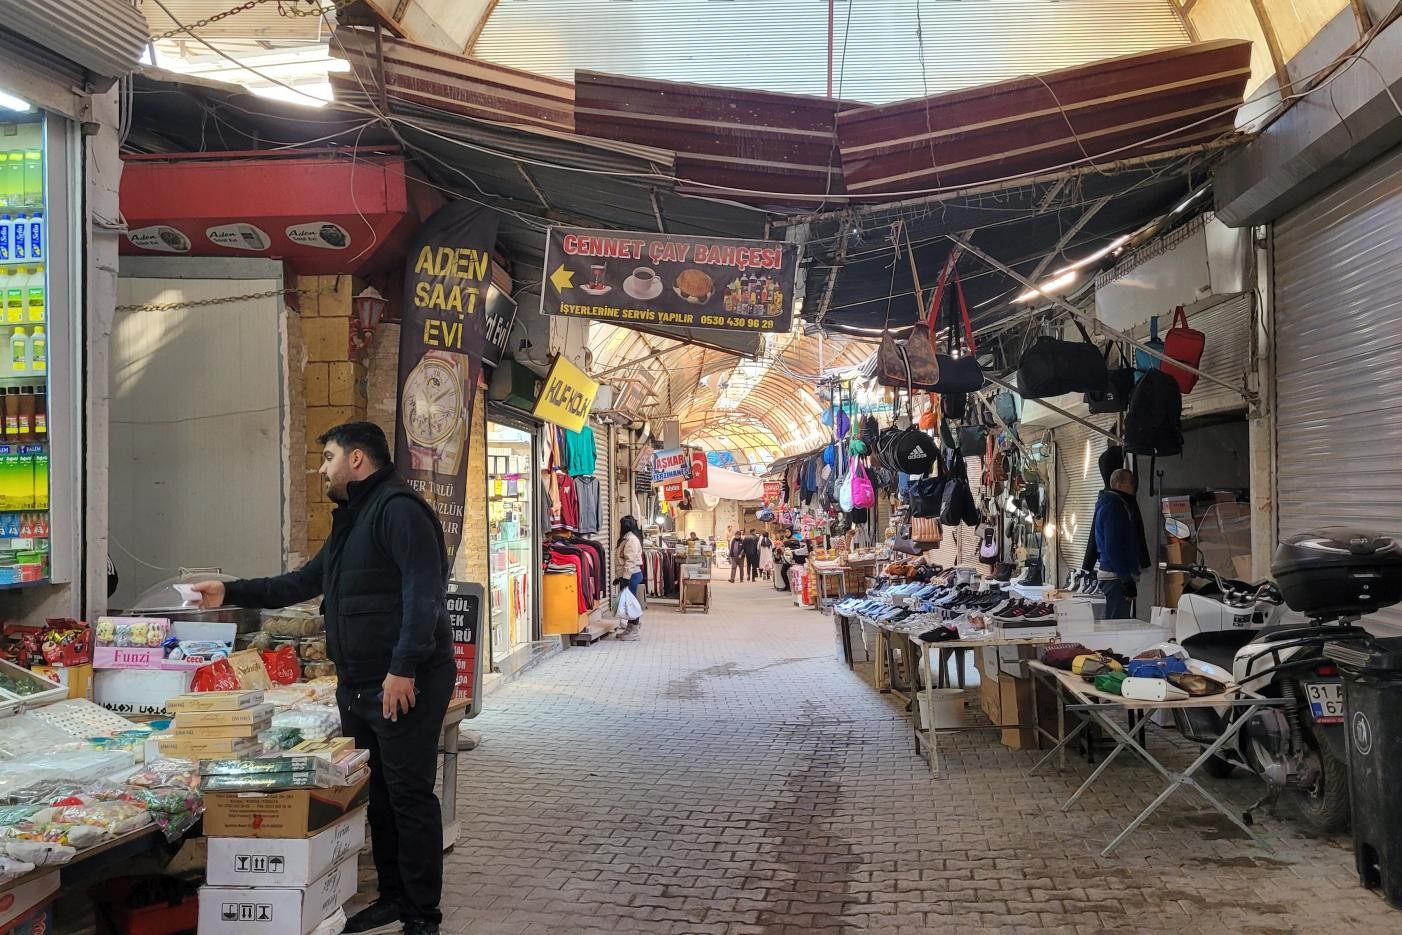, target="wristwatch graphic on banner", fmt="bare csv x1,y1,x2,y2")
402,349,468,474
